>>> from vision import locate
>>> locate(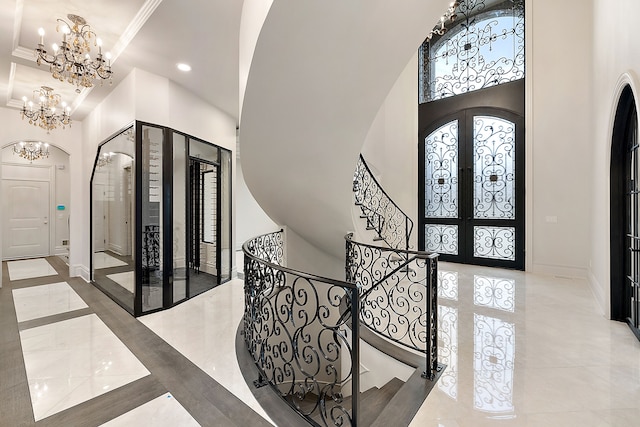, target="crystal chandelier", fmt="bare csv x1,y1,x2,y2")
13,141,50,163
425,1,460,42
35,14,113,93
96,151,114,168
21,86,71,133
